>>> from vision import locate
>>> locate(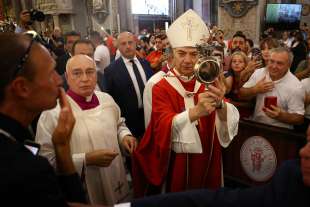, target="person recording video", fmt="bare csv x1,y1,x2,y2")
15,9,45,34
15,10,33,33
